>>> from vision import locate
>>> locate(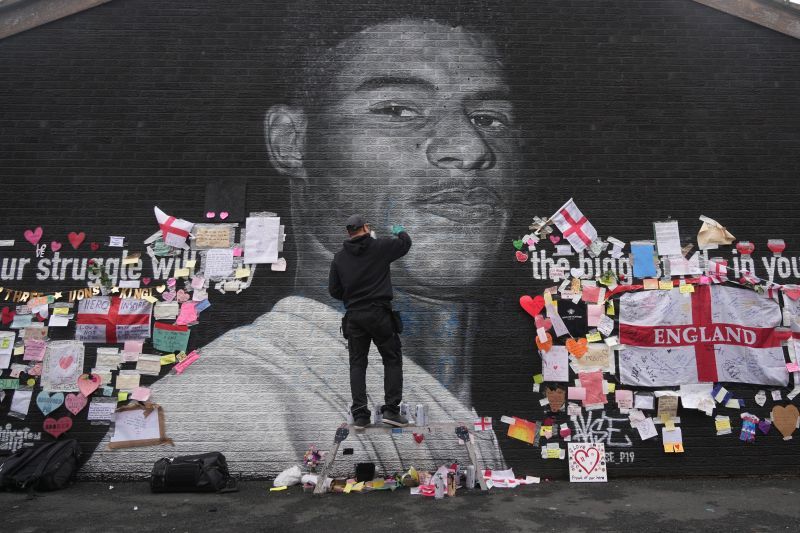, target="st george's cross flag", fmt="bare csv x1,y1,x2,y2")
154,206,194,249
551,198,598,253
618,284,790,387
